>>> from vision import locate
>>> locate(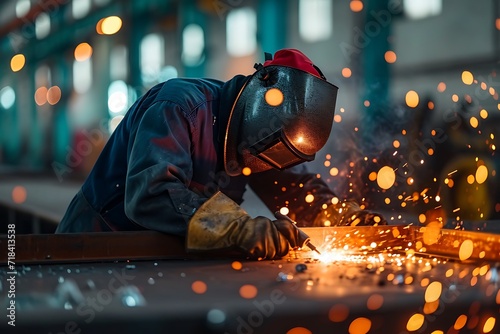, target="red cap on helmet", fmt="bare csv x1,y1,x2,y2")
263,48,324,79
224,49,338,176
